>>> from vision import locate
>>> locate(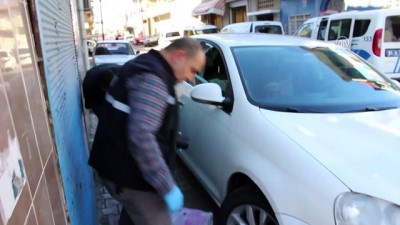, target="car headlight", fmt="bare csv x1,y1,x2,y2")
335,192,400,225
